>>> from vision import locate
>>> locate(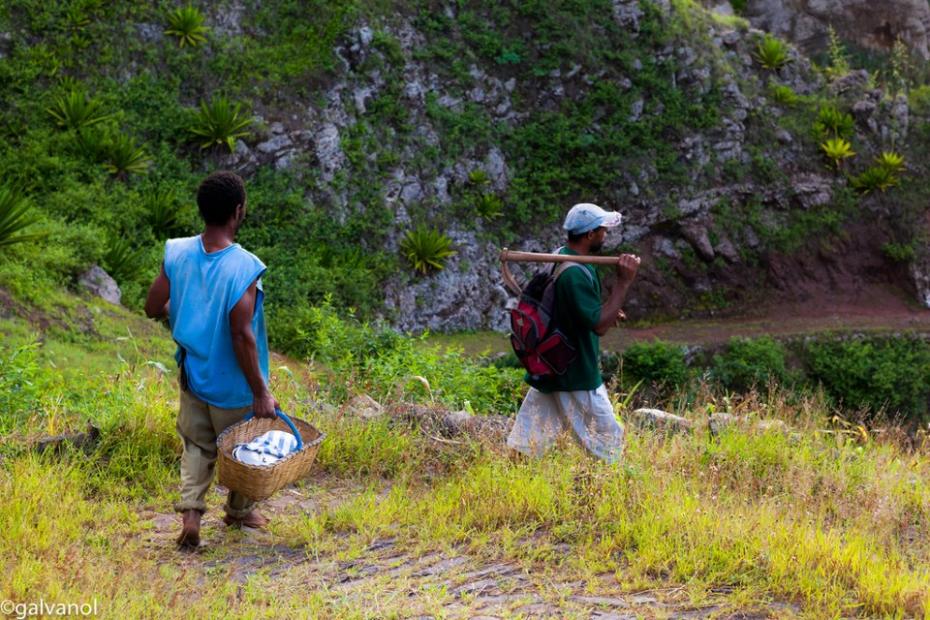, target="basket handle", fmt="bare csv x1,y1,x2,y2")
242,408,304,451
